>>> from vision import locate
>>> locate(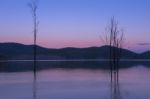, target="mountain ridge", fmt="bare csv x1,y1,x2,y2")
0,42,148,60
